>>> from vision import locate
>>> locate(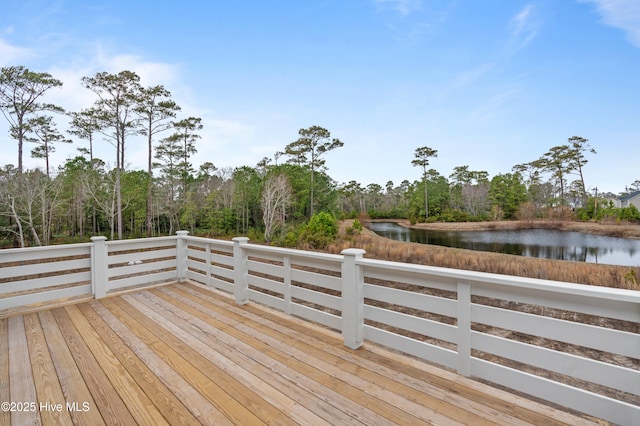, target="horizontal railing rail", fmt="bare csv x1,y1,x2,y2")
354,257,639,425
0,242,93,311
1,236,179,311
1,231,638,424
